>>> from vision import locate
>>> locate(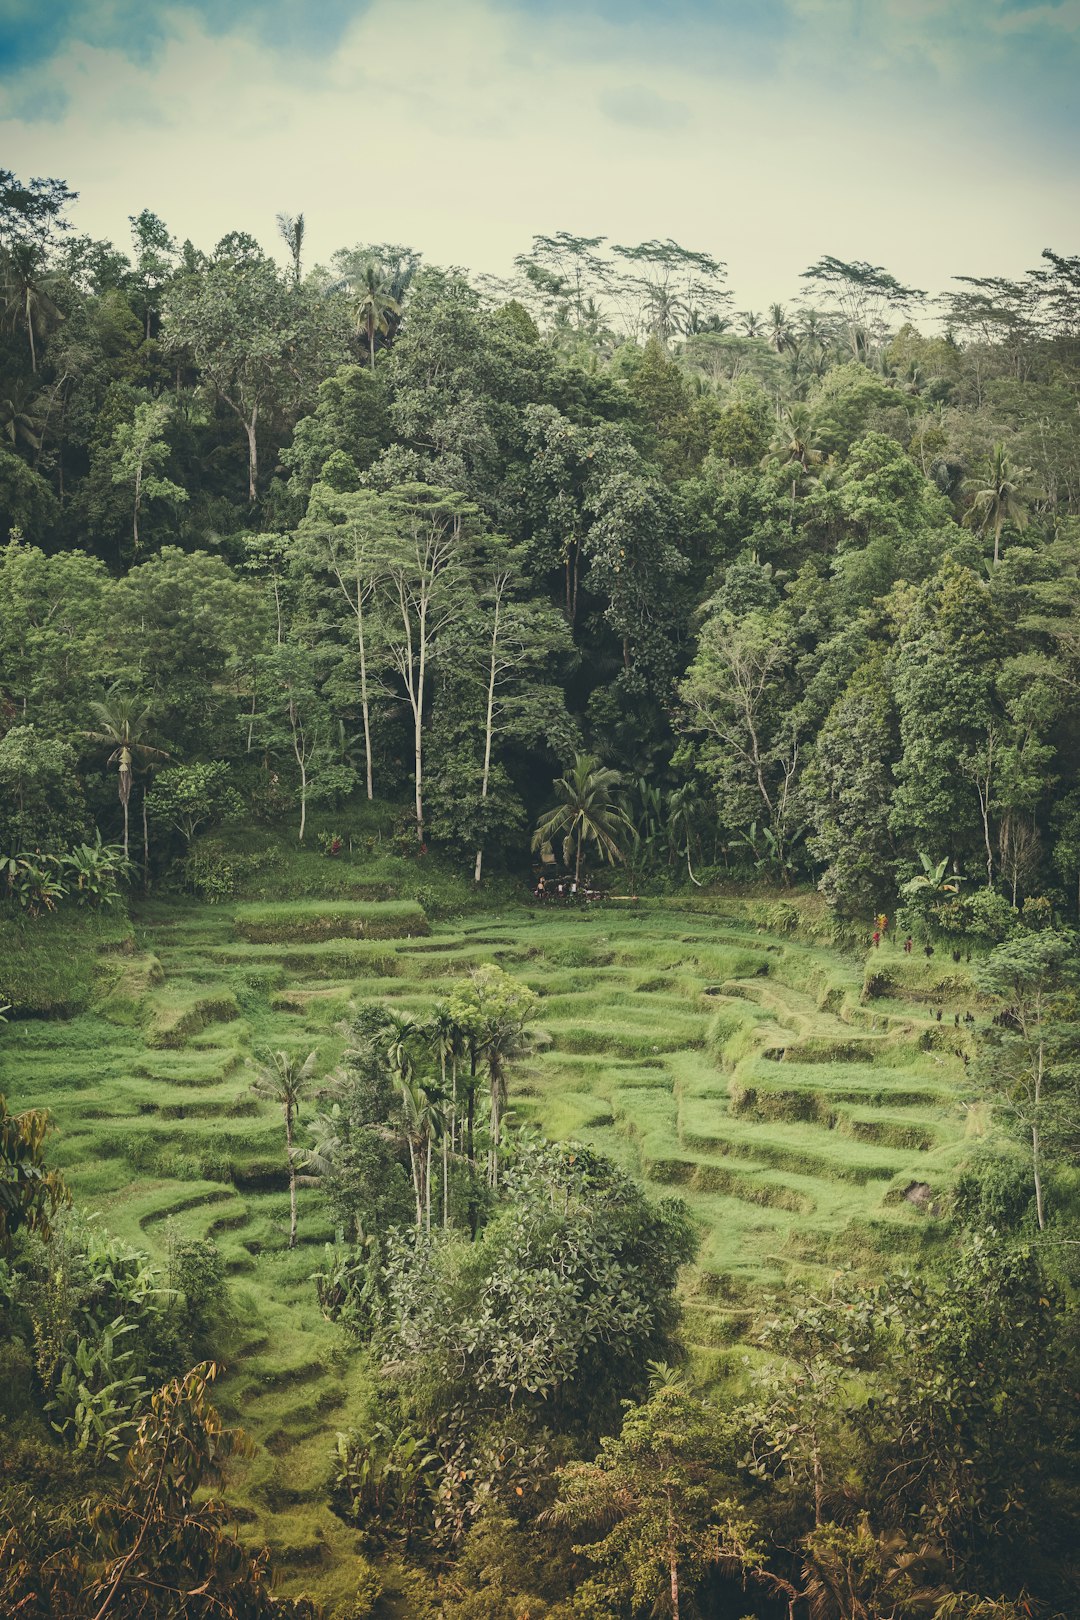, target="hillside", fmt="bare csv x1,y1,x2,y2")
0,880,988,1607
